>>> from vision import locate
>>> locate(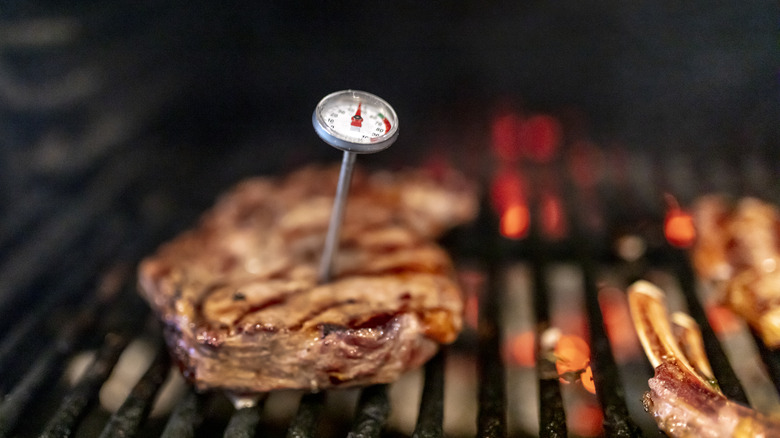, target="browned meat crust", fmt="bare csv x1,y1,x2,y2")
692,196,780,347
629,280,780,437
644,361,780,438
138,164,477,393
